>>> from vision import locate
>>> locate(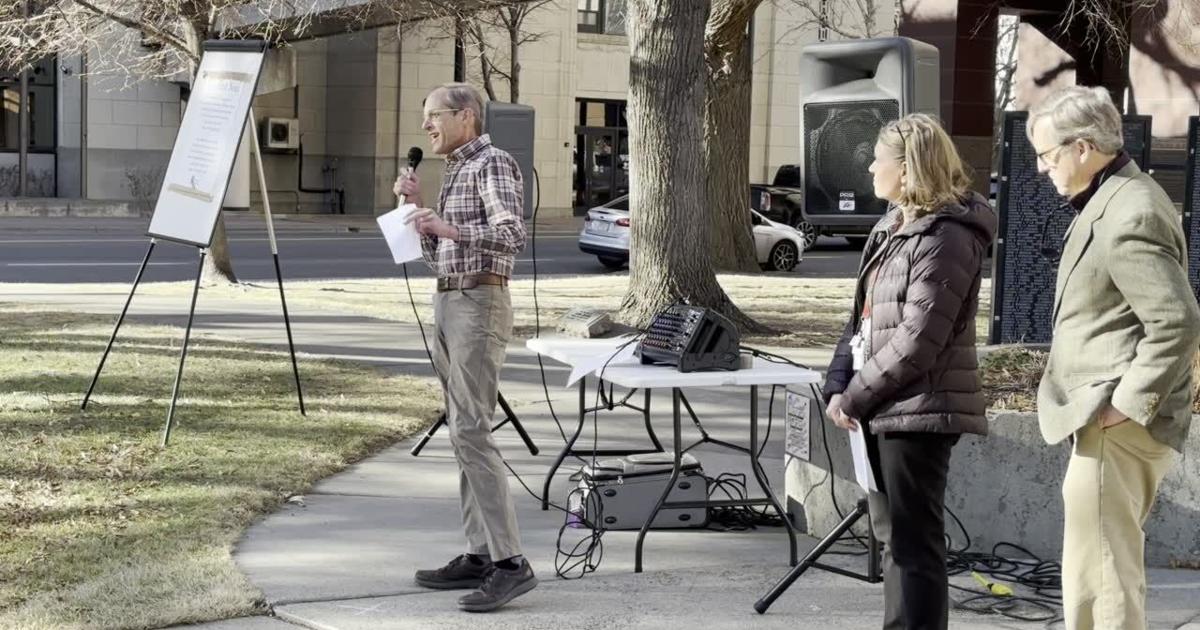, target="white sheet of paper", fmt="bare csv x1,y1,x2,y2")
376,203,423,264
566,339,640,388
847,427,878,492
